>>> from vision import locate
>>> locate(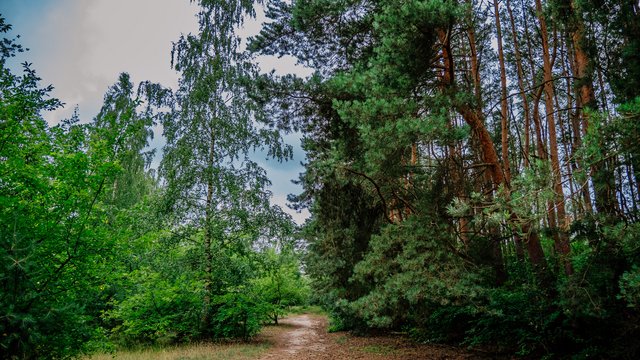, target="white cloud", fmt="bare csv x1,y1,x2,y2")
7,0,311,224
270,194,310,225
22,0,199,124
83,0,198,89
256,54,313,77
